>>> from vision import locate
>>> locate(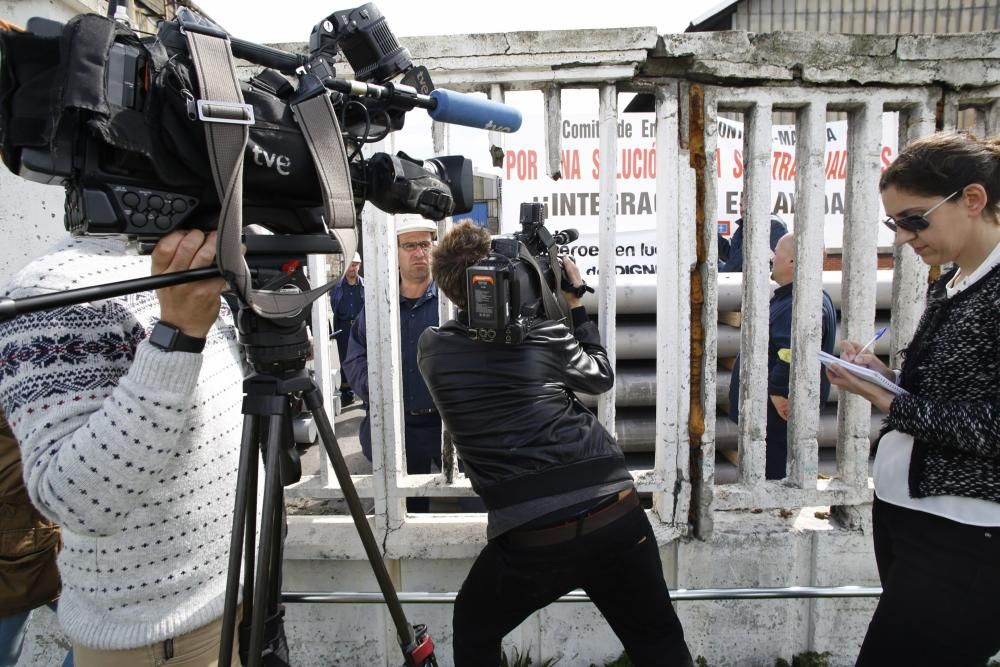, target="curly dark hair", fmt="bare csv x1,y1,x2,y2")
431,221,492,310
880,132,1000,222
